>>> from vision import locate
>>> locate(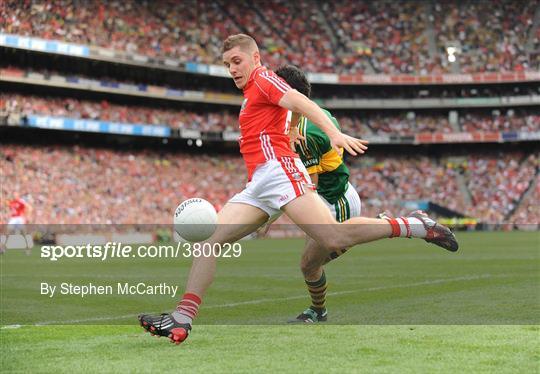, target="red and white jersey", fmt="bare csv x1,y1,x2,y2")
9,198,27,218
239,66,298,180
